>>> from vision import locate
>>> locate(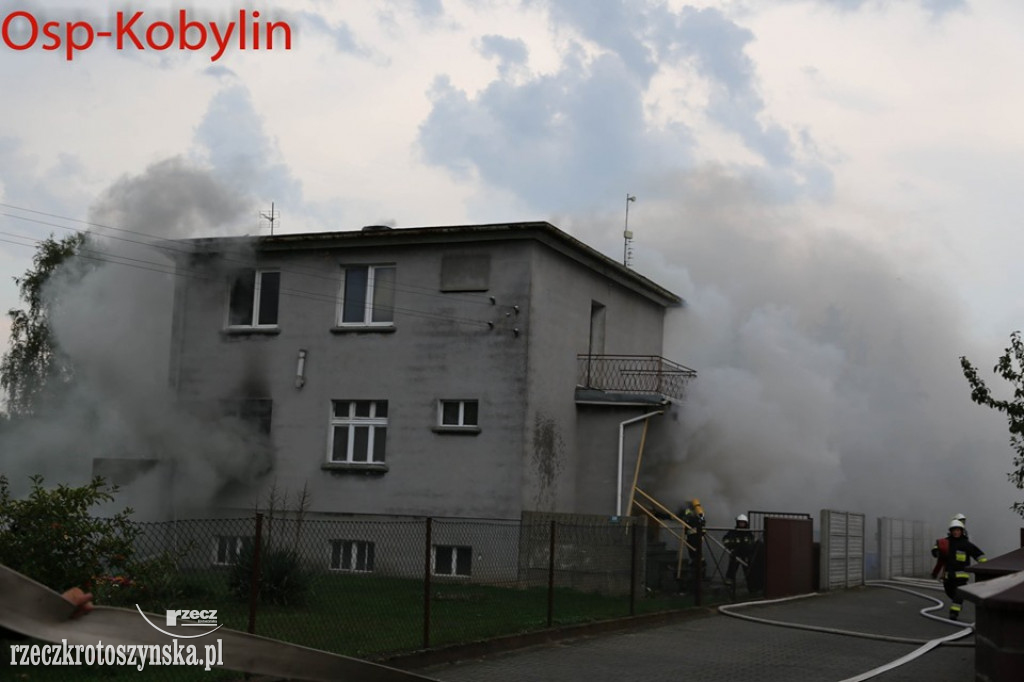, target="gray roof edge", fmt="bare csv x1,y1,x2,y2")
185,222,683,308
